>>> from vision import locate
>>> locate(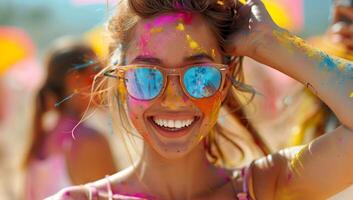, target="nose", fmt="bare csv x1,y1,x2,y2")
160,76,190,110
